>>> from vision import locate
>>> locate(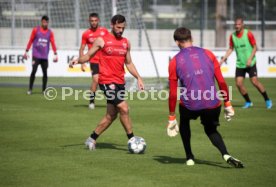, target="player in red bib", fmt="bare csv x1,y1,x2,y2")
70,14,144,151
79,13,109,109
